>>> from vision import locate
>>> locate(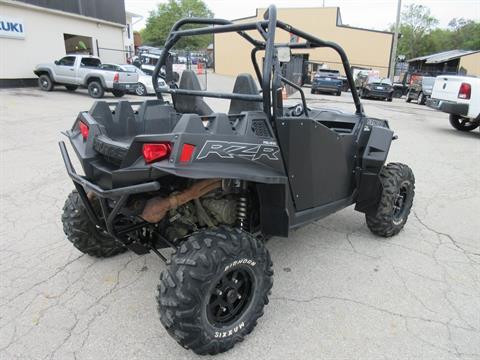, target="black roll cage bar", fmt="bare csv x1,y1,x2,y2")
152,5,364,117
